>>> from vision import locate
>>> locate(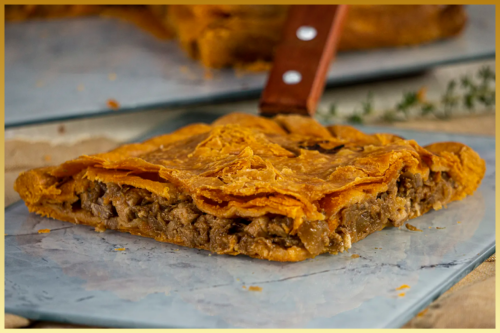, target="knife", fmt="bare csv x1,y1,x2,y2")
259,5,348,117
